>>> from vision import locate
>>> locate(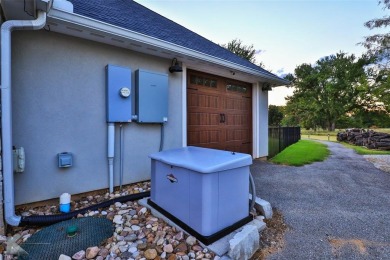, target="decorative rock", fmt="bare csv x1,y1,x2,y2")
137,243,147,250
192,245,203,252
188,252,196,258
174,231,184,240
156,237,165,246
119,245,128,253
128,246,138,254
118,209,130,215
98,248,109,257
160,252,166,258
113,215,123,224
138,207,147,215
120,251,132,258
124,234,137,242
167,255,176,260
144,248,158,259
95,257,104,260
163,243,174,253
58,254,72,260
86,246,100,259
185,236,197,246
131,225,141,231
72,250,86,260
175,242,188,253
195,251,204,259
